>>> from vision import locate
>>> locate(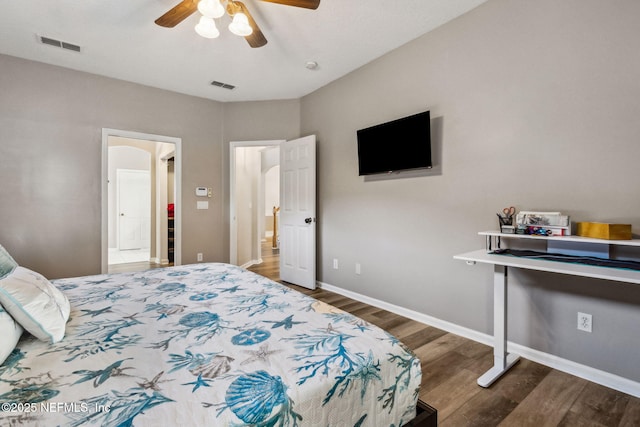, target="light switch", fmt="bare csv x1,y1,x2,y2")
197,201,209,210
